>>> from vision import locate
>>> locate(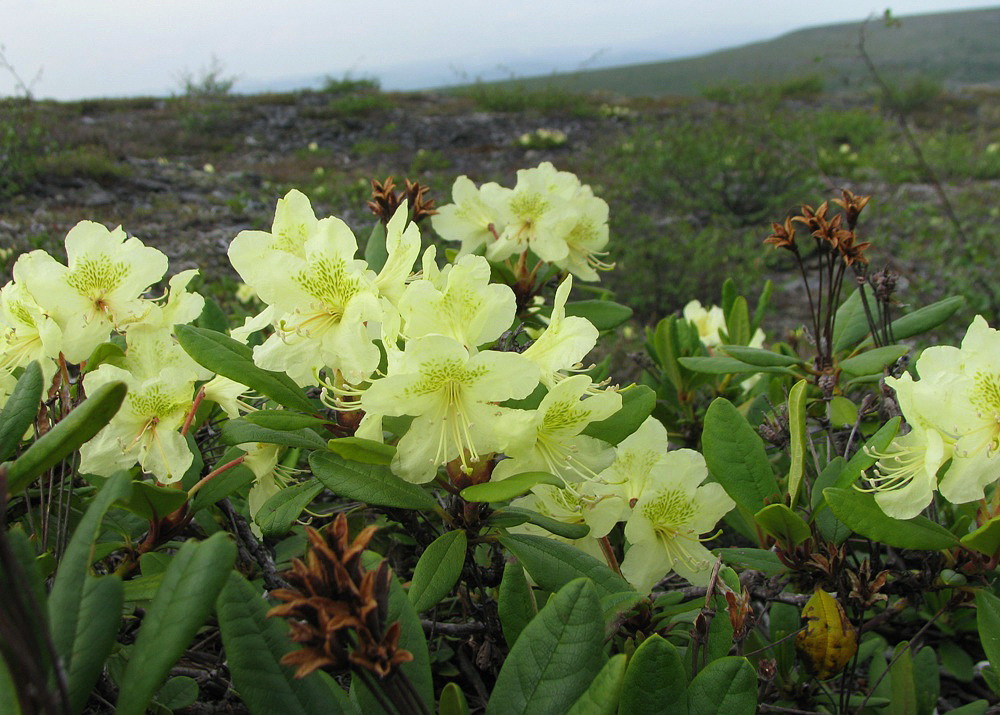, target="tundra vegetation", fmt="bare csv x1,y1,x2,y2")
1,38,999,715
